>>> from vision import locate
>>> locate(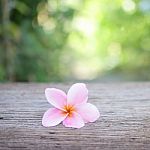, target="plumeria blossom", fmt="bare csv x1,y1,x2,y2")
42,83,100,128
